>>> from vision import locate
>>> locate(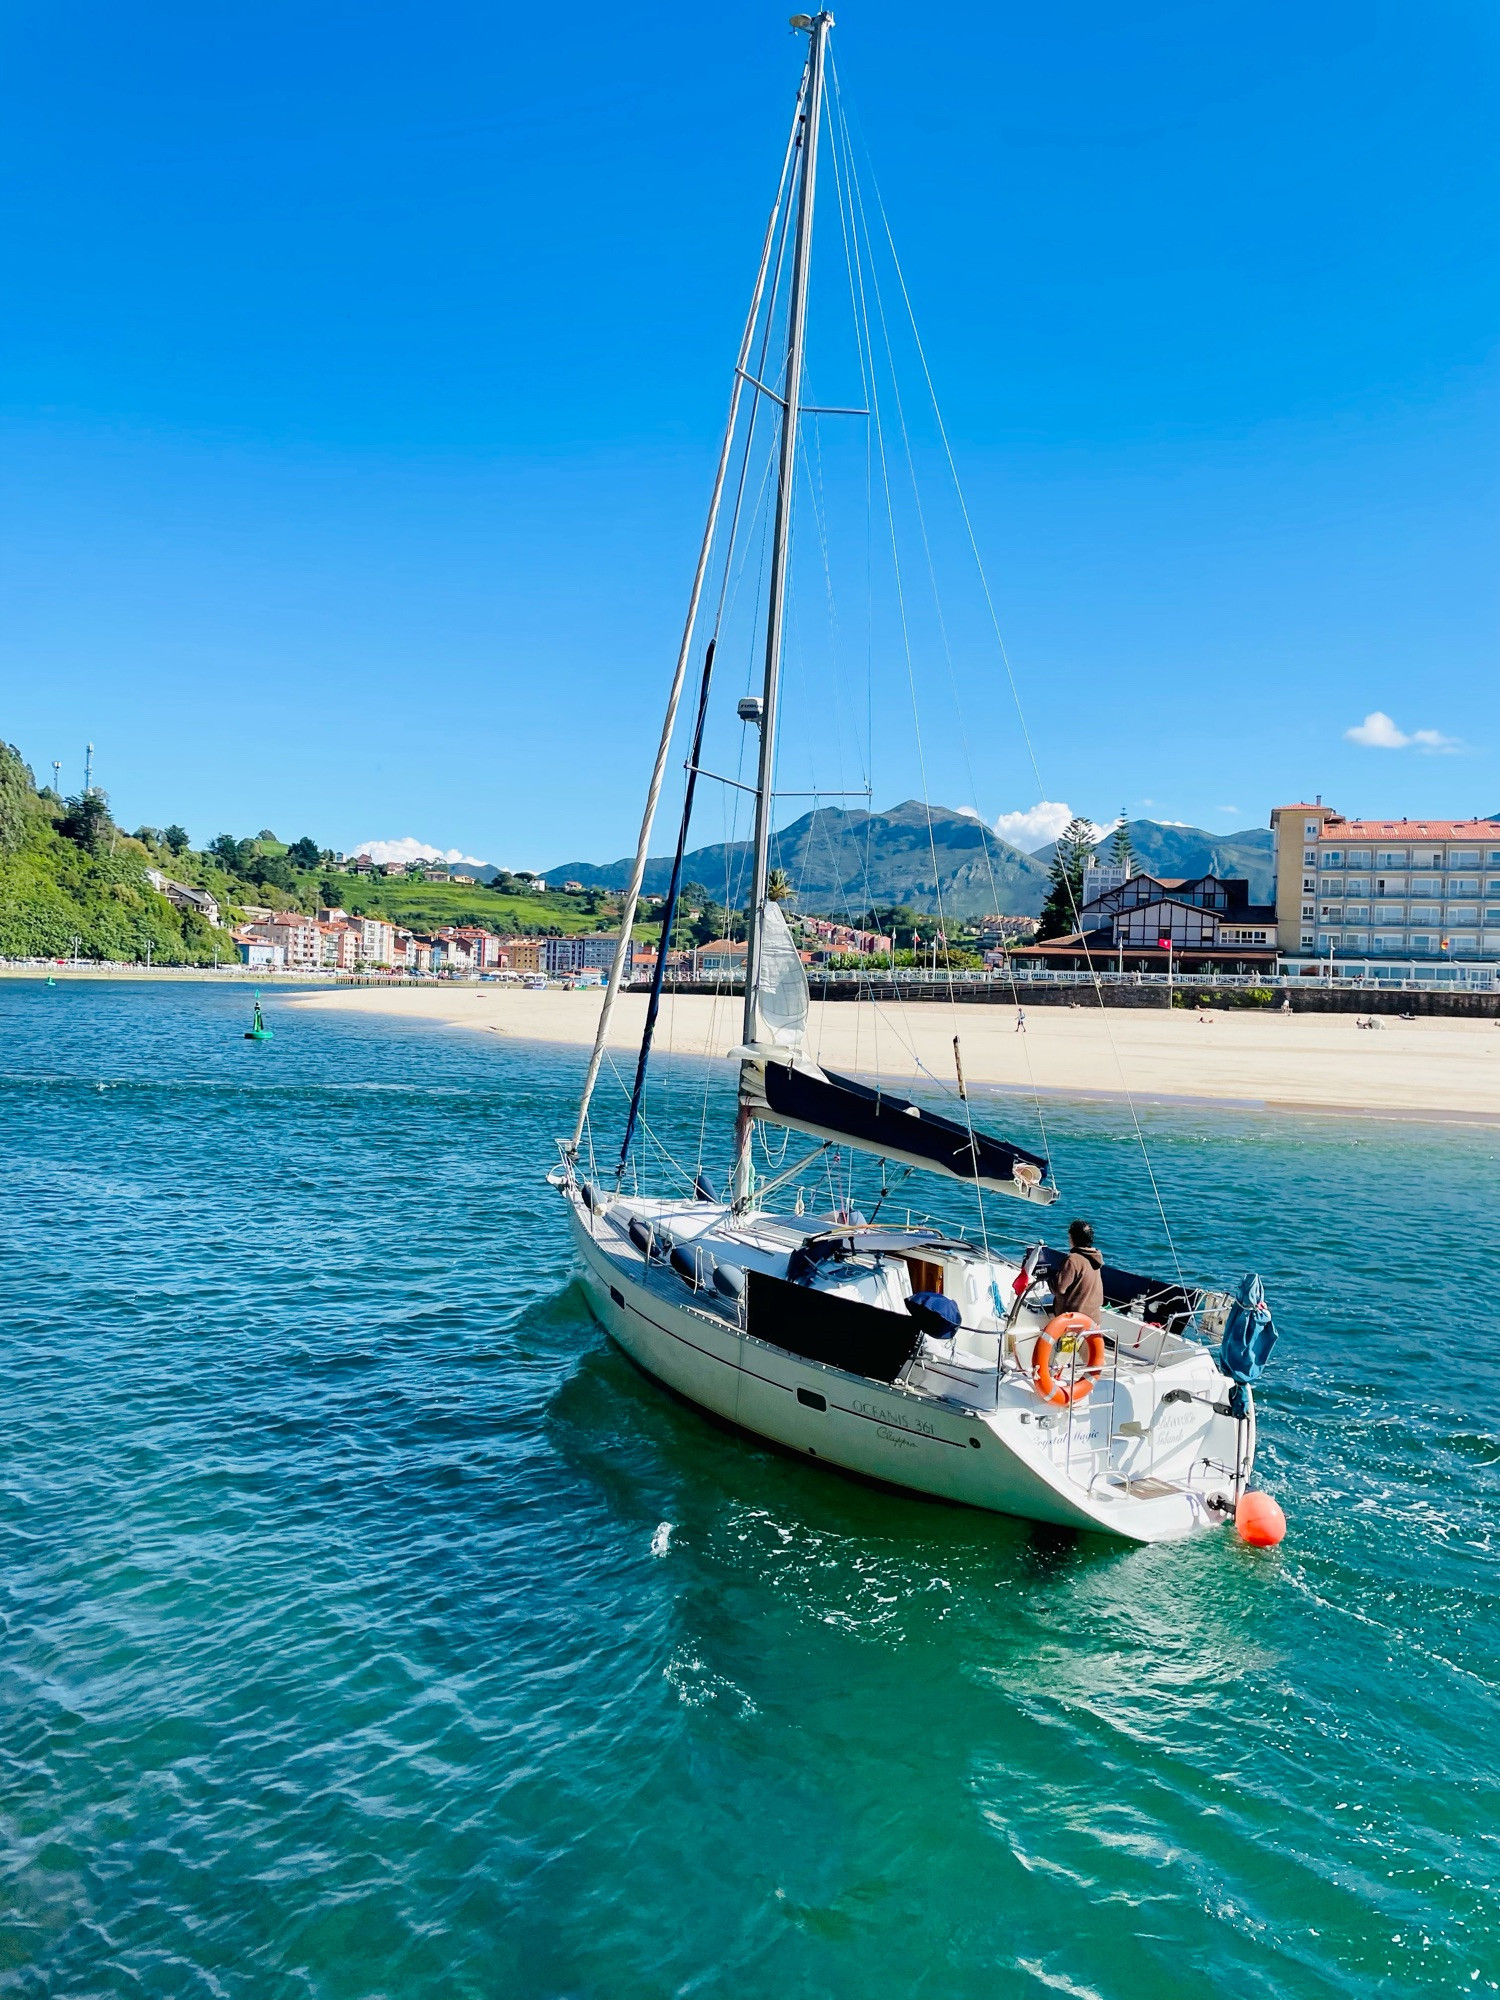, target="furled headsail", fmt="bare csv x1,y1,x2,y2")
752,900,810,1054
739,1058,1056,1204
